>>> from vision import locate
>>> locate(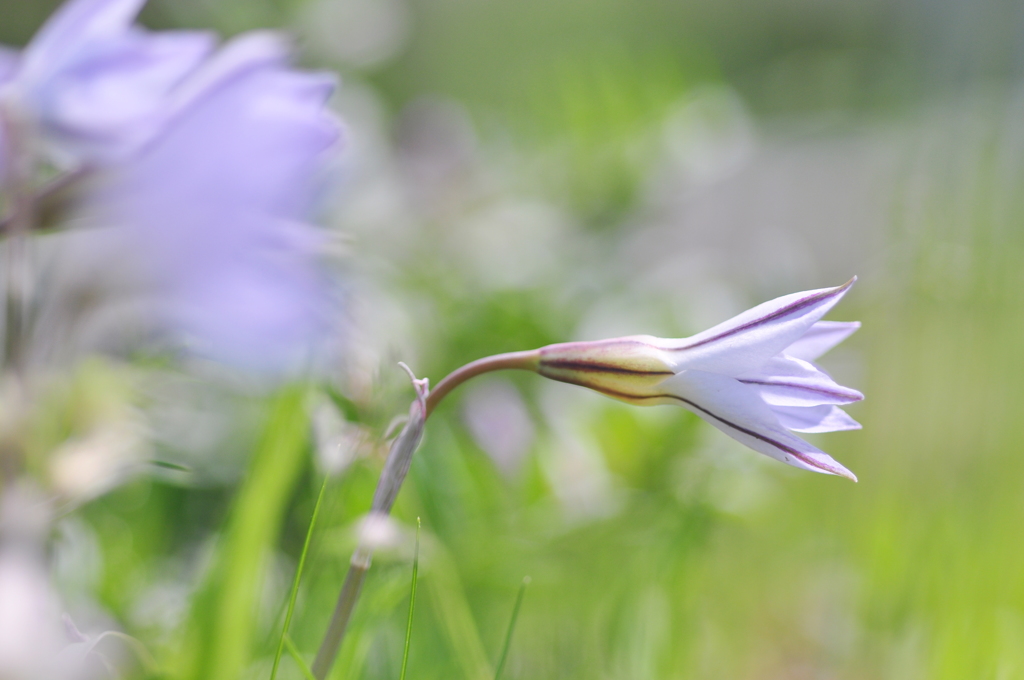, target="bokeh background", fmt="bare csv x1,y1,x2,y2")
5,0,1024,677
